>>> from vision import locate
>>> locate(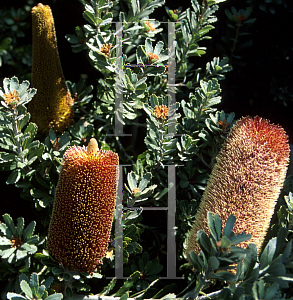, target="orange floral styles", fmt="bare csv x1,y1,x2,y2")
148,52,159,62
99,43,112,59
47,138,119,272
145,21,155,32
10,236,22,249
154,105,168,120
132,187,141,195
3,90,20,109
29,3,74,133
186,116,290,261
